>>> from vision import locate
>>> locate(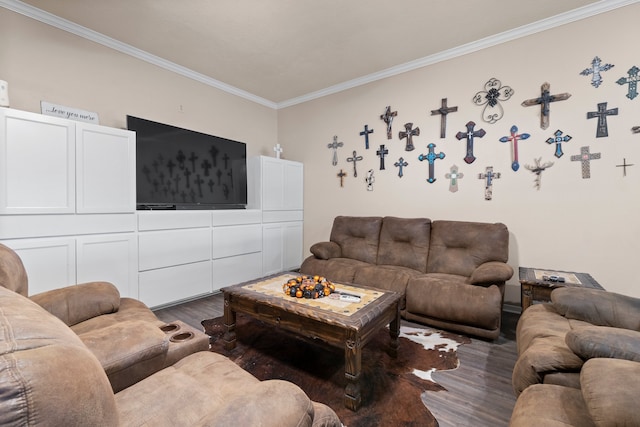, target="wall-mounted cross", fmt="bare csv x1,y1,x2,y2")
580,56,614,88
430,98,458,138
524,158,554,190
359,125,374,149
616,158,634,177
380,106,398,139
394,157,408,178
376,144,389,170
445,164,464,193
521,82,571,130
327,135,343,166
616,65,639,100
418,143,445,183
587,102,618,138
456,121,485,164
347,150,364,177
399,123,419,151
546,129,572,158
571,146,601,179
337,169,347,187
499,125,530,171
478,166,501,200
